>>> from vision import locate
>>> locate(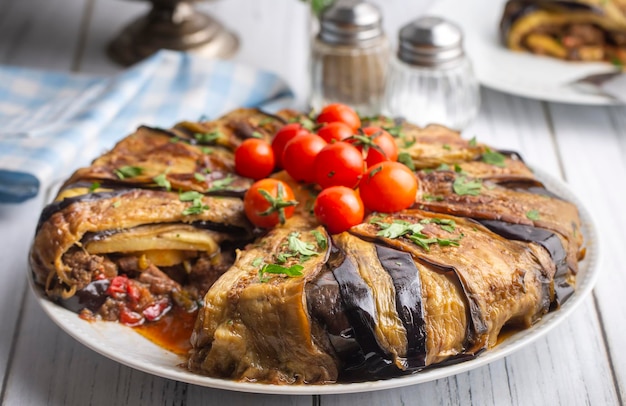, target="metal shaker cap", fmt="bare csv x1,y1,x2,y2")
398,16,465,68
319,0,384,45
